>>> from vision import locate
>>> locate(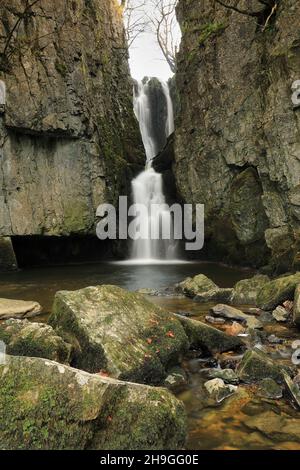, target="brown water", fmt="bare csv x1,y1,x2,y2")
151,296,300,450
0,261,299,450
